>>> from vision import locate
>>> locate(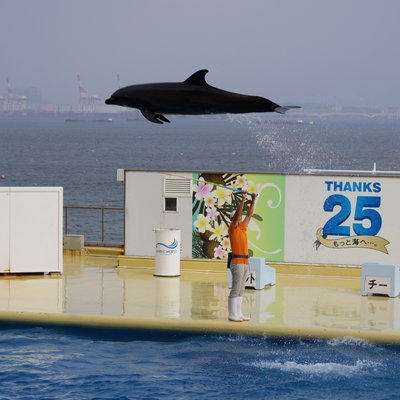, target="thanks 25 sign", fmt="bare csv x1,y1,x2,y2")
315,180,390,254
